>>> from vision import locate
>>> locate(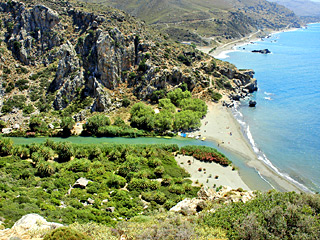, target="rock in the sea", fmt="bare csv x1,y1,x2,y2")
252,49,271,54
249,100,257,107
